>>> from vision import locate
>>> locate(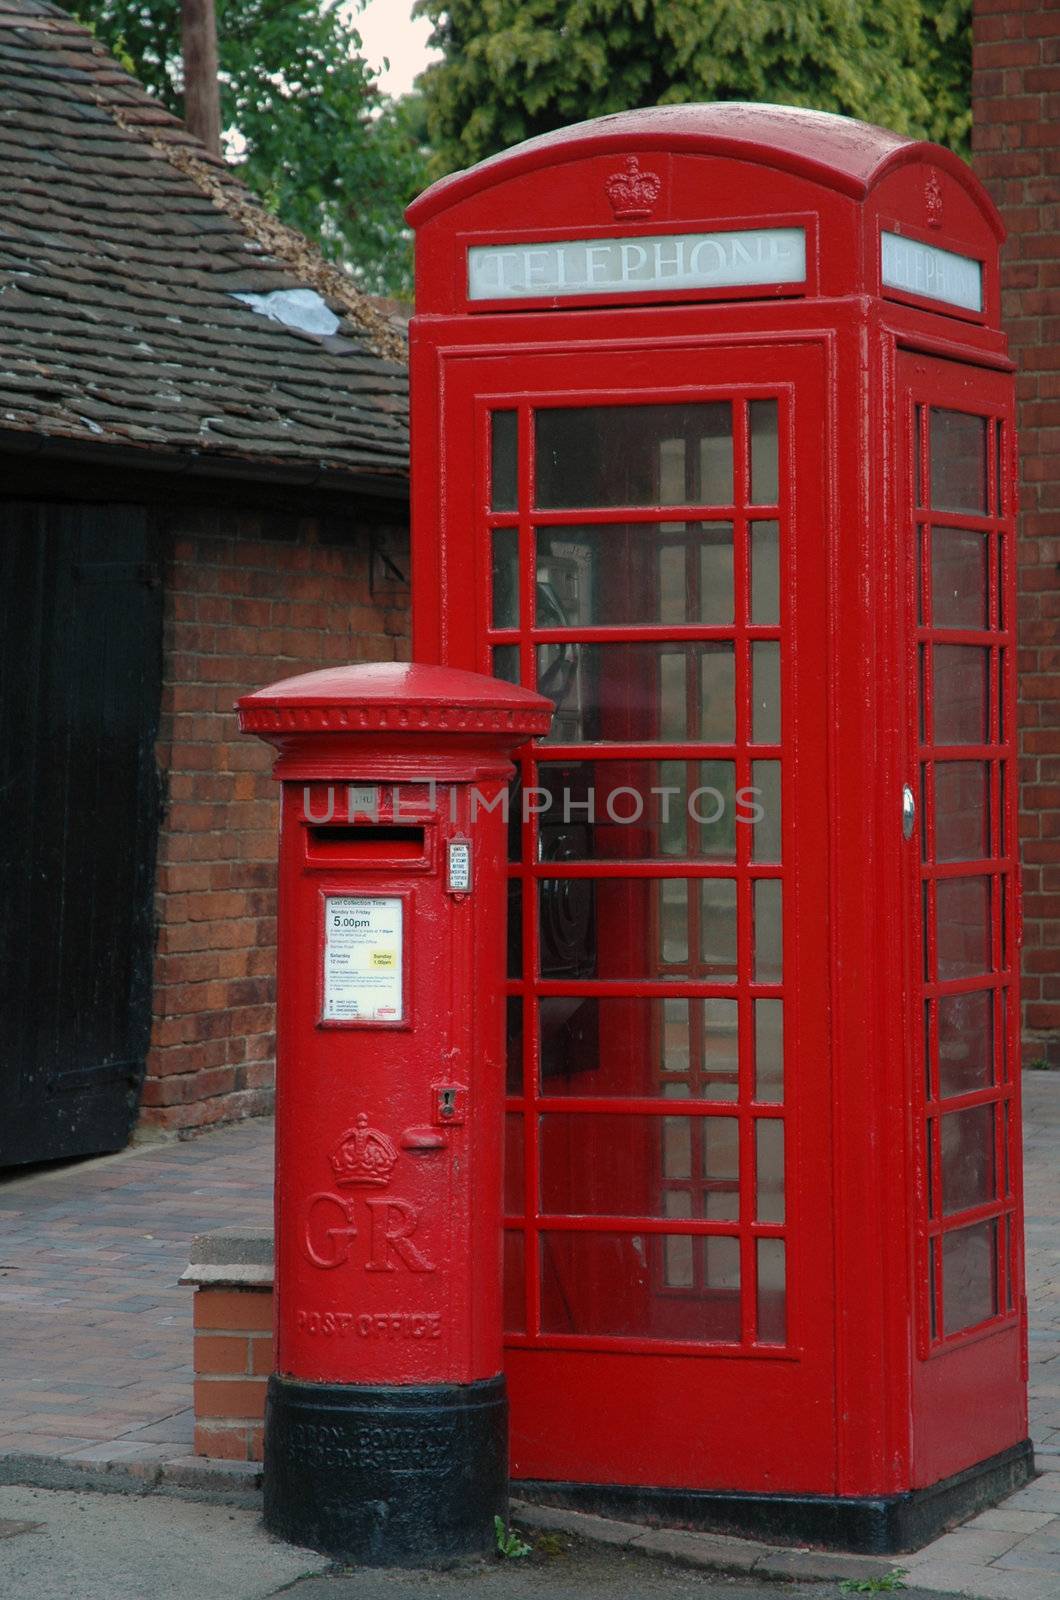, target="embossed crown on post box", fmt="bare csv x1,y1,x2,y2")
330,1114,398,1188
